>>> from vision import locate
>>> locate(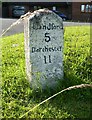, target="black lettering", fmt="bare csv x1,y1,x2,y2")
49,48,52,52
43,25,46,30
44,55,52,64
42,48,45,52
54,47,57,51
45,33,51,42
48,23,52,30
36,48,41,52
56,26,59,29
51,47,55,51
32,46,62,53
39,48,42,52
38,25,41,29
49,55,51,63
32,23,63,30
44,46,49,52
32,47,36,53
57,46,61,51
44,56,47,64
52,23,56,29
47,23,52,30
59,46,62,51
60,26,63,29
